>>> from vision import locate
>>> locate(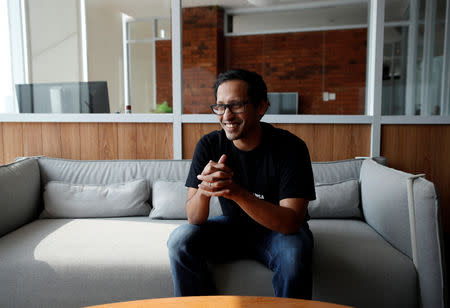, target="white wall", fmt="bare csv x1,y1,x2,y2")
27,0,81,82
